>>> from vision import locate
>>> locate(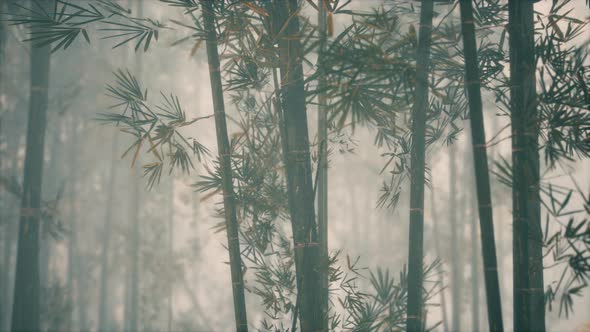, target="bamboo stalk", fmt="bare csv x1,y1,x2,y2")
458,1,504,331
429,188,449,332
448,143,463,332
167,177,174,332
406,1,434,330
0,2,10,328
317,0,330,329
508,1,543,331
97,134,119,332
65,115,78,332
201,2,249,331
10,1,53,330
273,0,322,330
